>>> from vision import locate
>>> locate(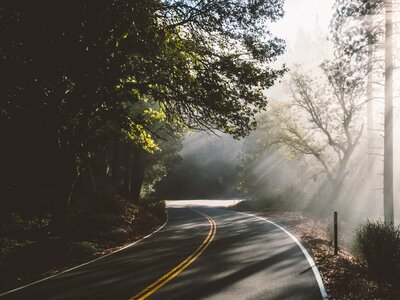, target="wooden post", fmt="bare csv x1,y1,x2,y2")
334,211,338,255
